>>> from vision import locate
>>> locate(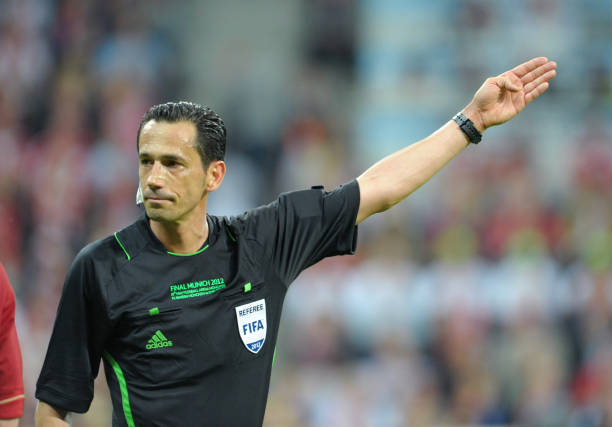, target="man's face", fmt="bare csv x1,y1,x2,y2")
138,120,207,223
